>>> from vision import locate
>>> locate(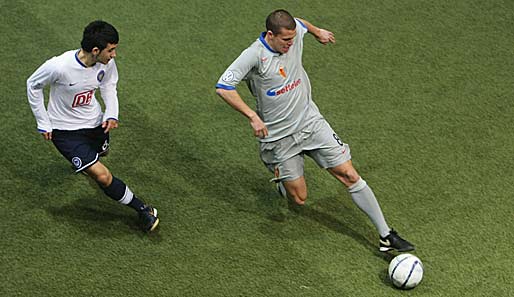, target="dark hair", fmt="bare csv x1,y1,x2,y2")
81,20,119,52
265,9,296,34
